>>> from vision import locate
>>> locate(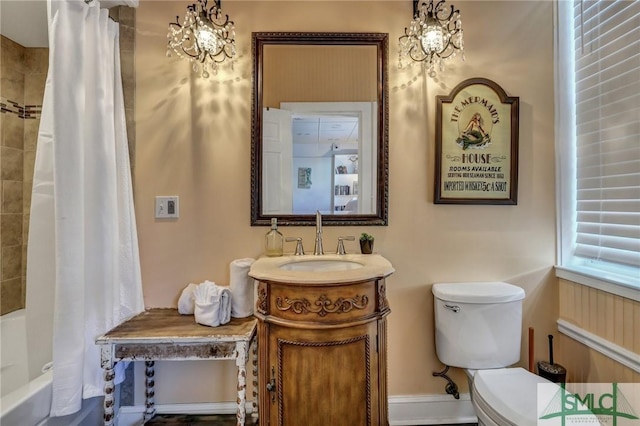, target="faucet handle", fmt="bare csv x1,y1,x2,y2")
285,237,305,255
336,236,356,255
